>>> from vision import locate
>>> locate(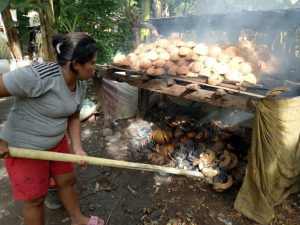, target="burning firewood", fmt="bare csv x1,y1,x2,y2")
151,128,172,145
219,150,238,170
212,175,234,192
